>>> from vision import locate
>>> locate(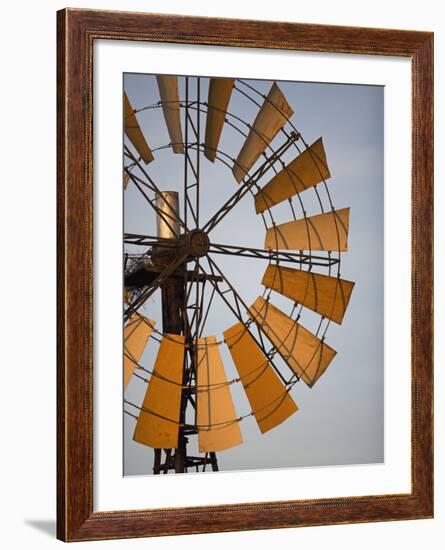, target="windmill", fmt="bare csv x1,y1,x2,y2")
123,75,355,474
